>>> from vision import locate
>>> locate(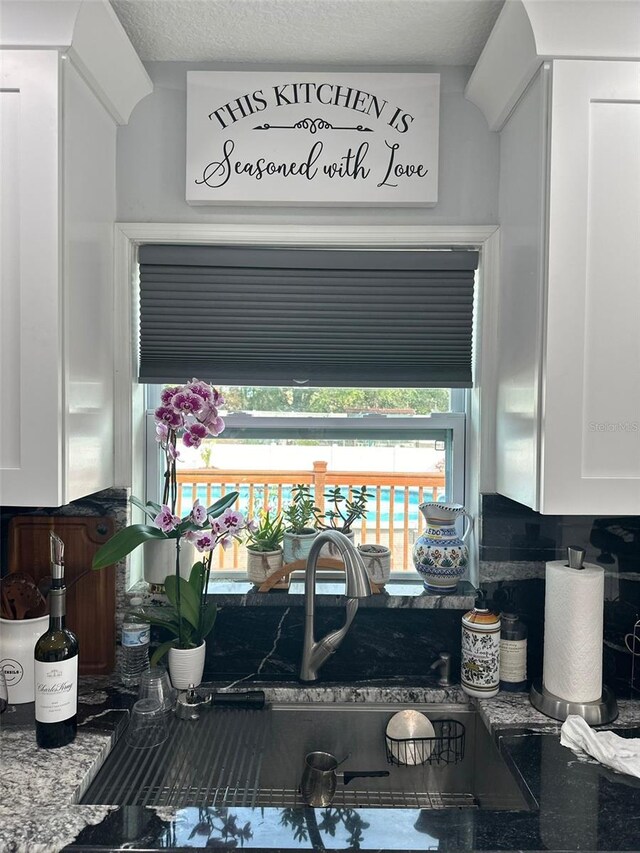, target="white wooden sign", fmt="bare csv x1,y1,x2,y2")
186,72,440,206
